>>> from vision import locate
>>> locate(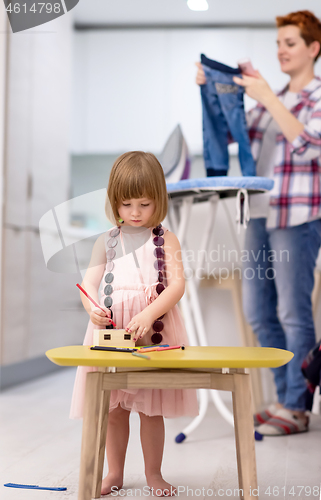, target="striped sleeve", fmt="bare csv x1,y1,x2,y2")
290,96,321,161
